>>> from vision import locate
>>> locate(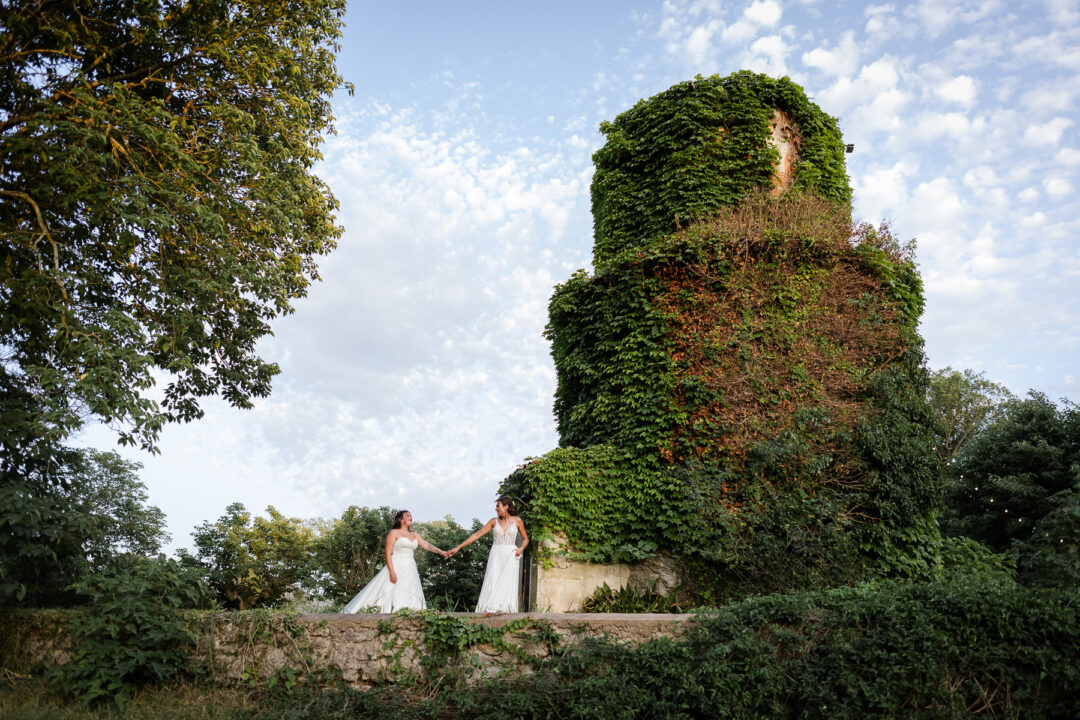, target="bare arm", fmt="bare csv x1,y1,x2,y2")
385,531,398,583
514,517,529,557
412,533,448,558
450,518,496,555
